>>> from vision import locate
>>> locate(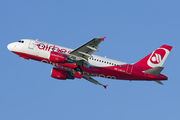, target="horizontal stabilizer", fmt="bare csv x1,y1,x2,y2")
143,66,164,76
155,80,164,85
